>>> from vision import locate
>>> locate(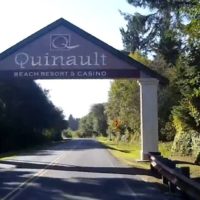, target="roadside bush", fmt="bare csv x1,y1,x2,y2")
43,129,54,141
73,130,83,138
160,121,176,142
62,129,73,138
172,129,200,162
172,131,193,155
